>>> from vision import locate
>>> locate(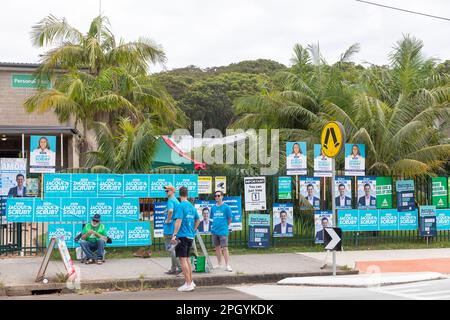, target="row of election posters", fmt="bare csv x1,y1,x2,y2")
286,142,366,176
